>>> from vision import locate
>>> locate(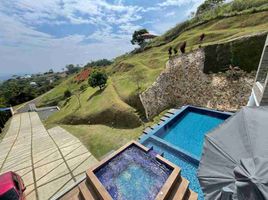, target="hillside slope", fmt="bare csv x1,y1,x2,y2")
110,11,268,103
38,10,268,159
